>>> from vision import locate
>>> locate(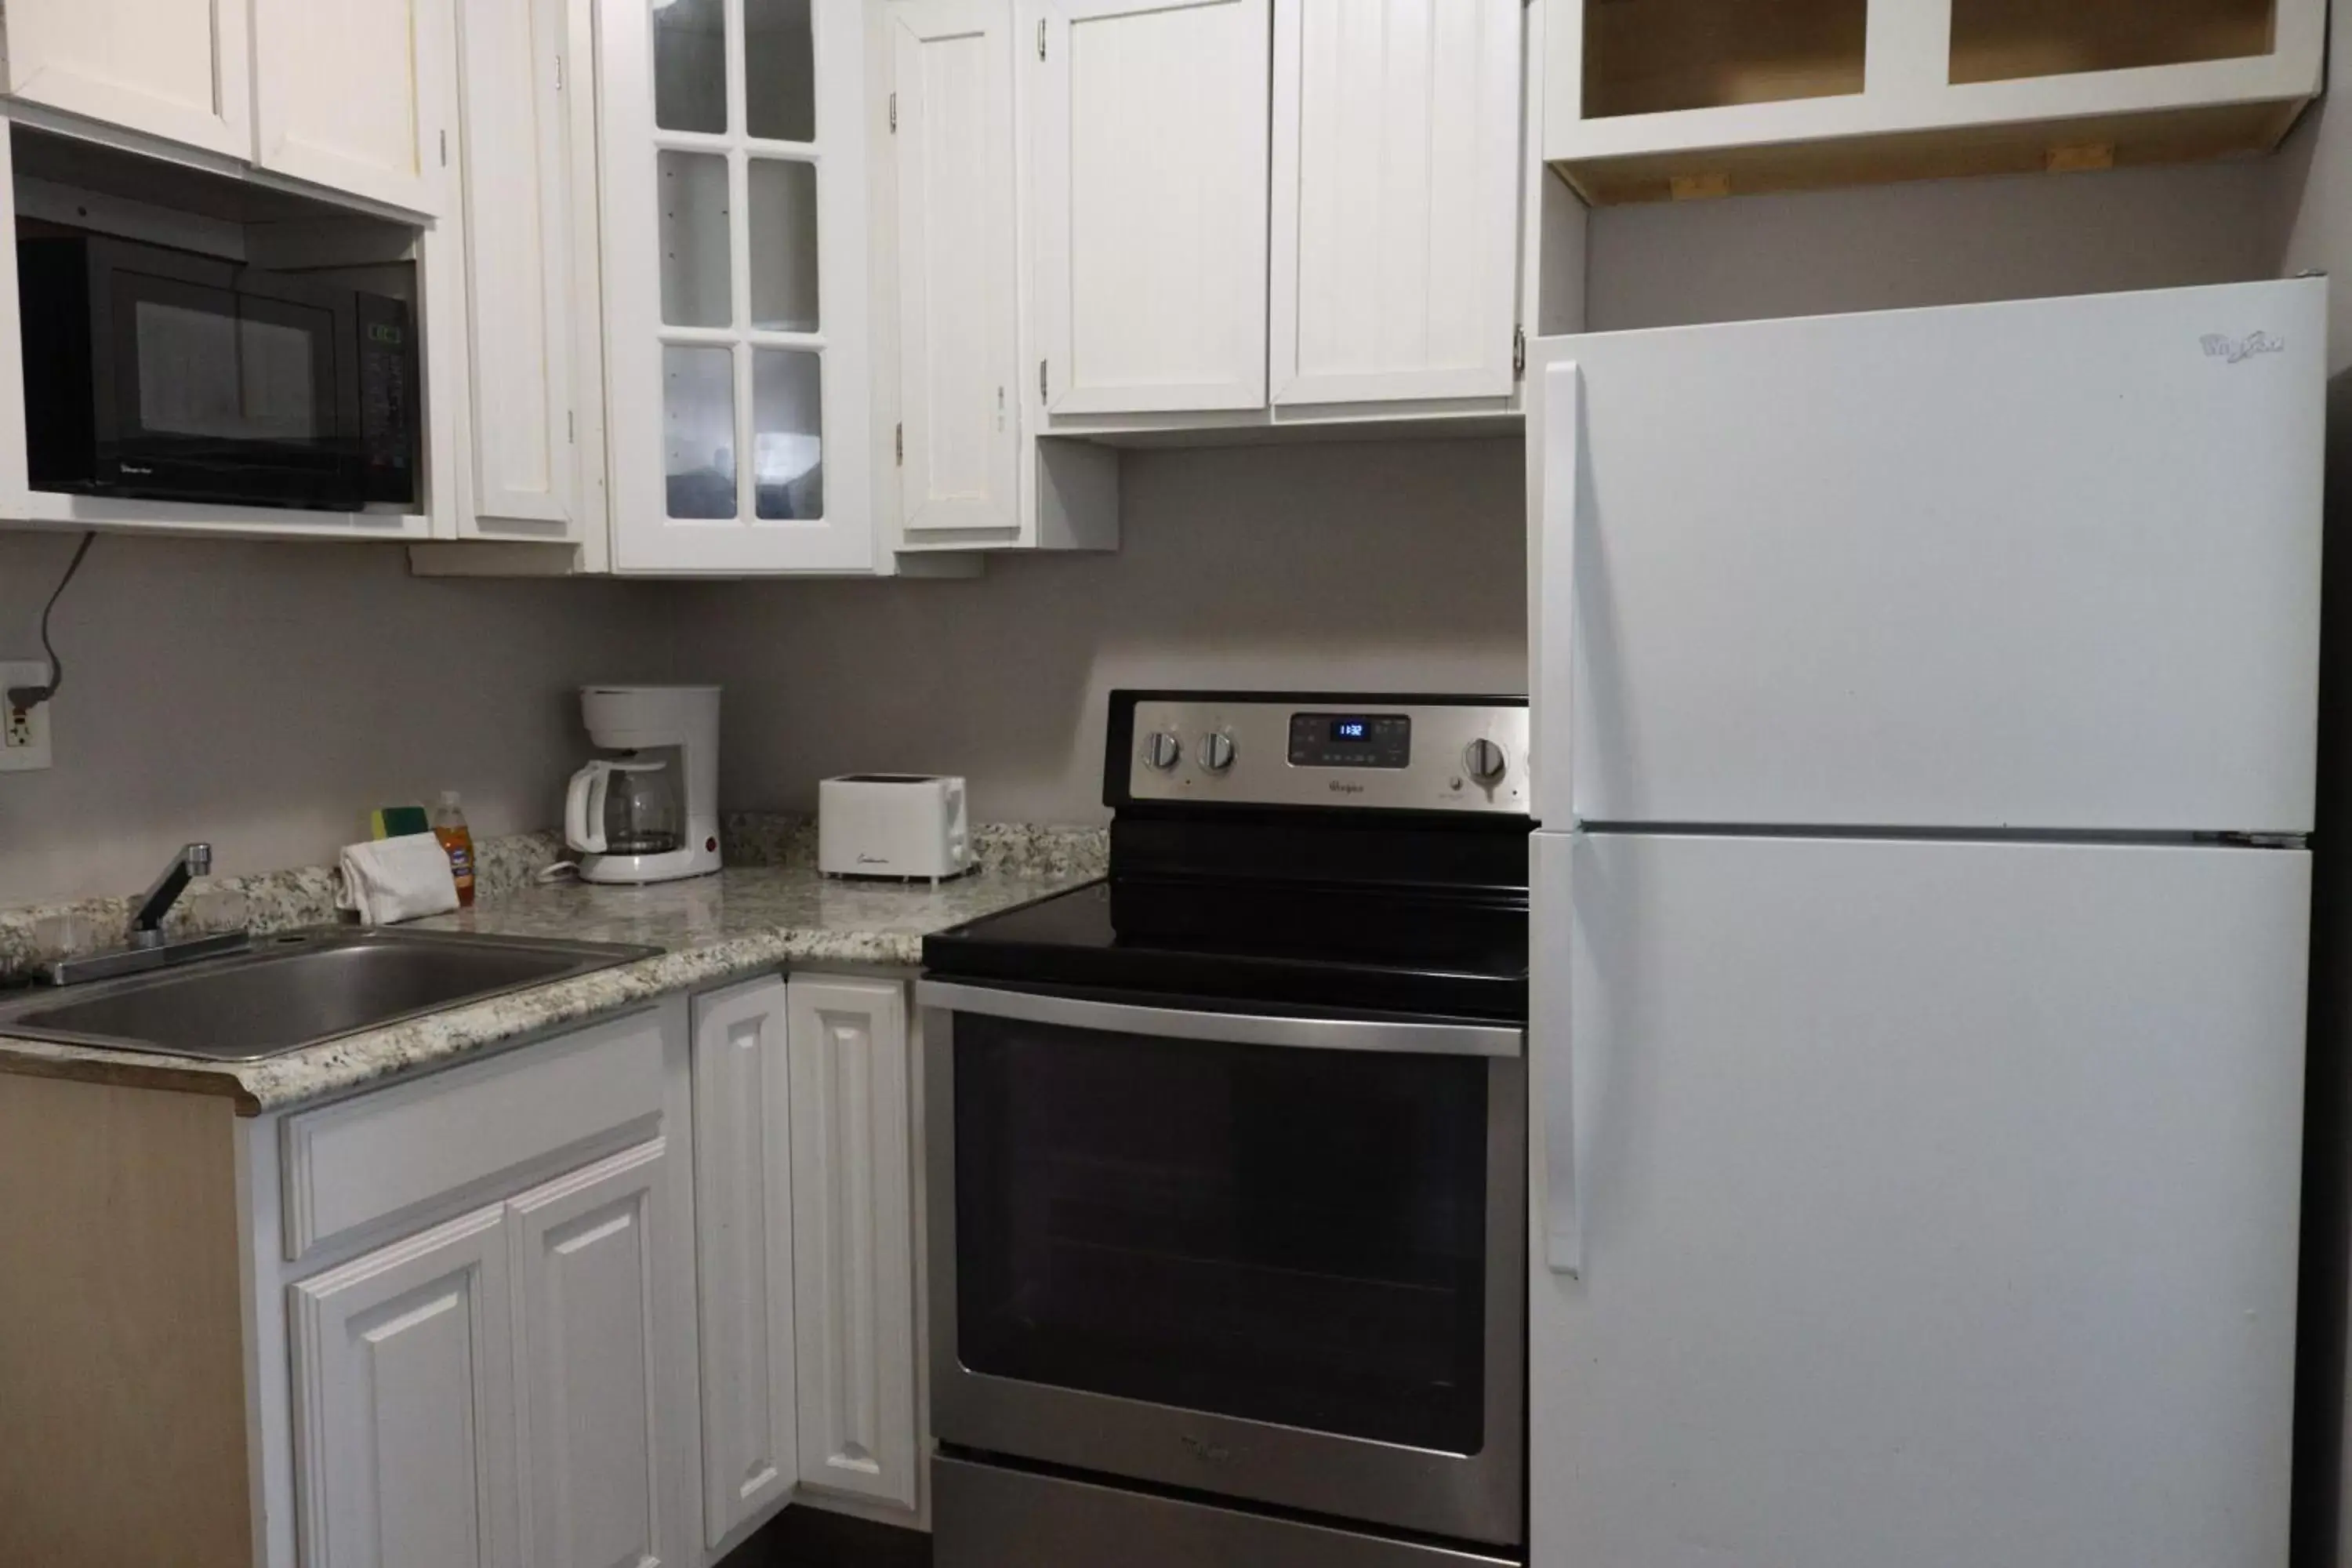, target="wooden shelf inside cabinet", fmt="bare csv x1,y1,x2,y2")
1583,0,1867,119
1557,98,2307,205
1949,0,2277,84
1552,0,2317,205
